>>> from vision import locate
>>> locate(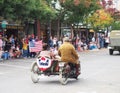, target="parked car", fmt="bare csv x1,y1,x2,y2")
108,30,120,55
